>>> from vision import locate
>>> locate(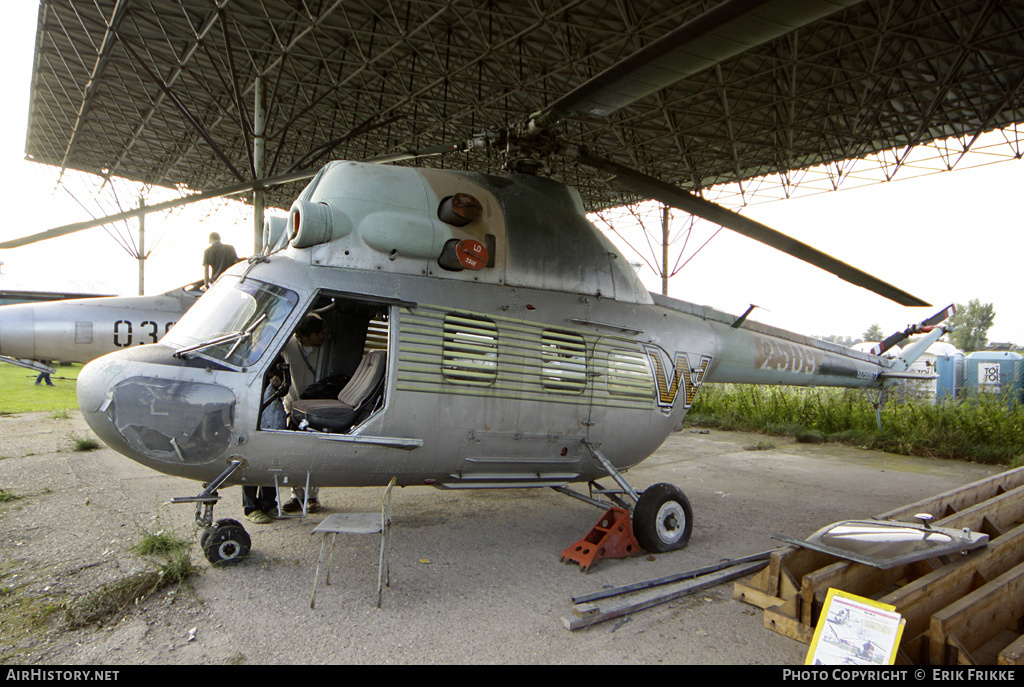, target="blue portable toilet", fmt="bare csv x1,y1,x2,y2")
935,352,965,401
965,351,1024,403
